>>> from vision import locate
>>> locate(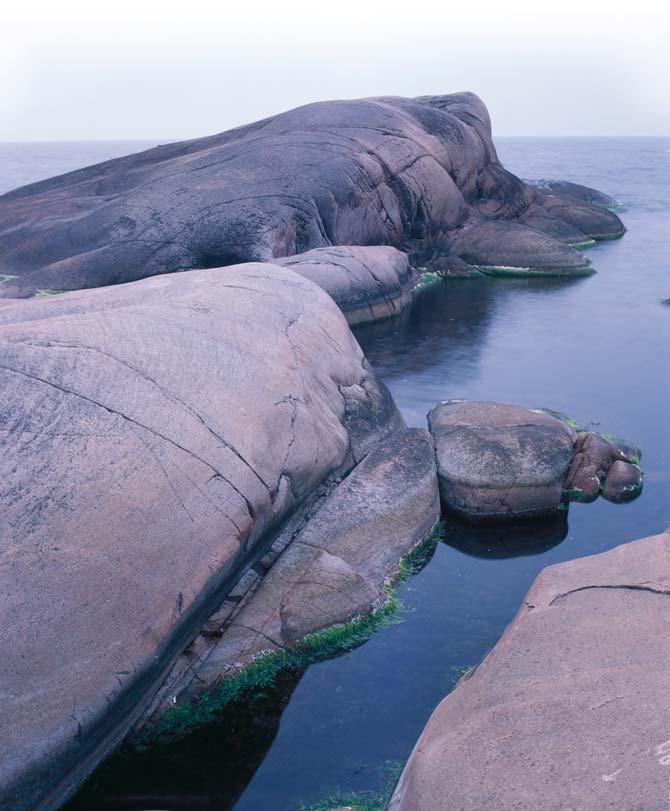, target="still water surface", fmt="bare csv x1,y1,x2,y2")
2,137,668,810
